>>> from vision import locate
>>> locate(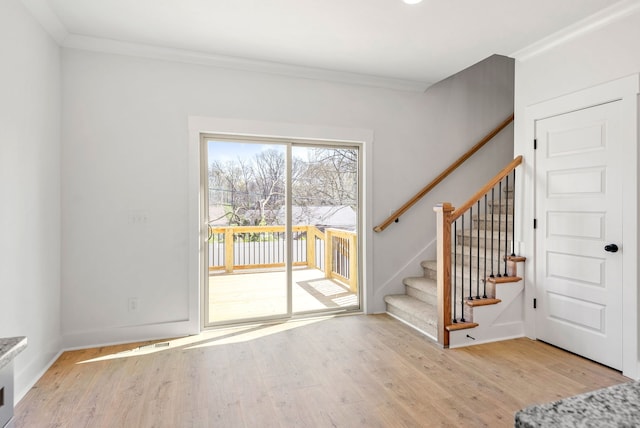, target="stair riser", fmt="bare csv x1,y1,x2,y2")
421,269,496,298
451,284,491,300
464,305,474,323
457,235,513,249
454,256,509,272
406,286,438,306
488,204,514,215
472,218,513,231
423,267,437,281
386,304,437,337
